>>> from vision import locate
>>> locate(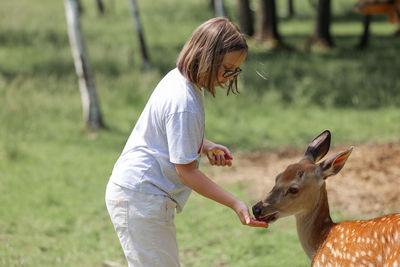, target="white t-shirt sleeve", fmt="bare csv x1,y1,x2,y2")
166,111,203,165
